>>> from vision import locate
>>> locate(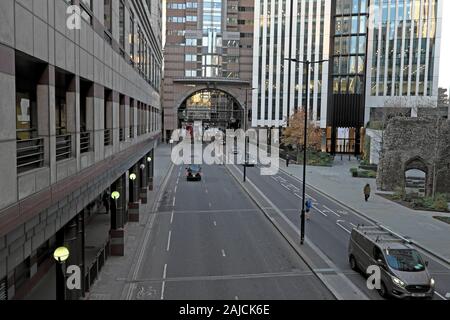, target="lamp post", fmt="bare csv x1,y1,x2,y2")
284,57,328,245
129,173,137,203
54,246,70,301
242,87,257,183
